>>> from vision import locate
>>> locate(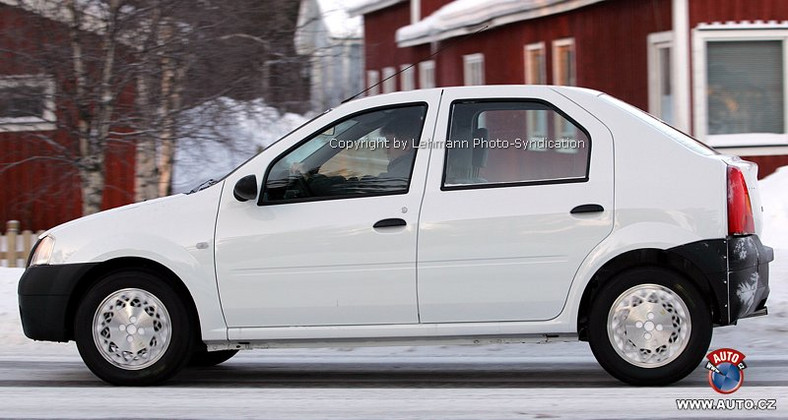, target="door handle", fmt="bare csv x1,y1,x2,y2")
571,204,604,214
373,218,407,228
